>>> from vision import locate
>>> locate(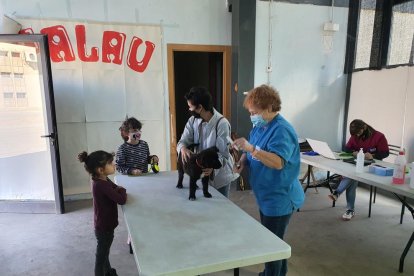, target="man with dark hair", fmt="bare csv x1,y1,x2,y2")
177,86,238,197
184,86,214,113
